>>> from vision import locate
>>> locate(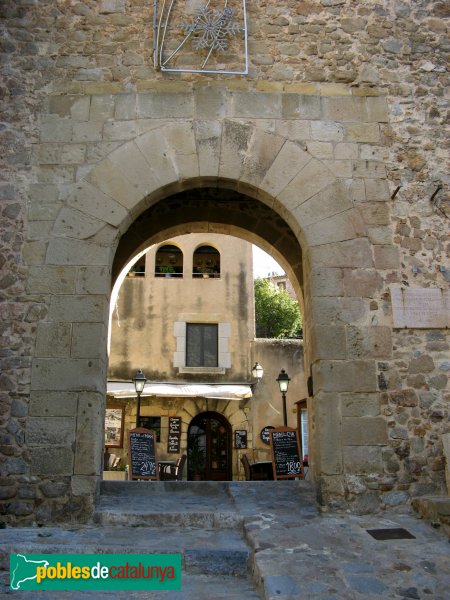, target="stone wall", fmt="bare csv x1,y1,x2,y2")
0,0,448,523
